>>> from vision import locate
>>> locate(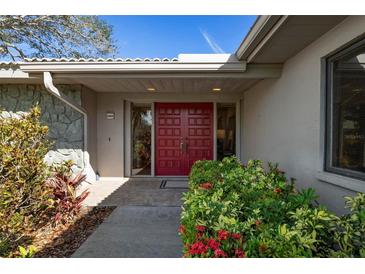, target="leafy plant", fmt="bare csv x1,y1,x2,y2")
46,161,89,224
180,156,365,258
0,107,54,256
331,194,365,257
0,107,90,257
17,245,36,258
